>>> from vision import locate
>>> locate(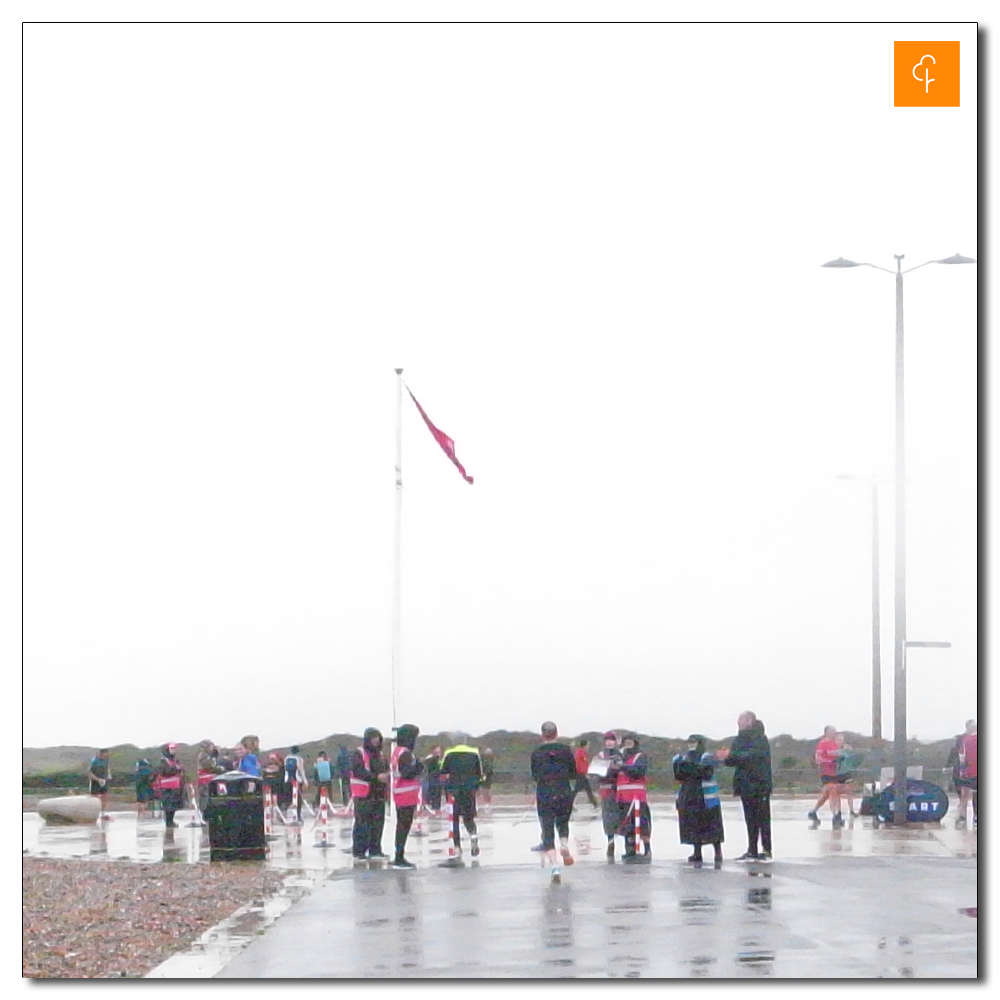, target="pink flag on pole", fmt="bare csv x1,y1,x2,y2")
406,387,474,484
